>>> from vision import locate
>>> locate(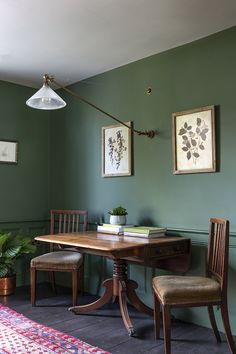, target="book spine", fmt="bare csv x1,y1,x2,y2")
97,230,123,235
102,224,134,228
124,232,166,238
102,223,122,228
97,226,123,234
123,228,166,235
